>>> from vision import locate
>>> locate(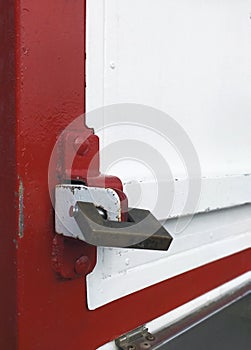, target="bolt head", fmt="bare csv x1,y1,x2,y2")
146,334,155,341
74,256,91,276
